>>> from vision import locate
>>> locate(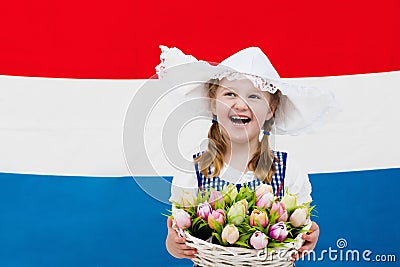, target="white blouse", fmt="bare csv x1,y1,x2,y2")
170,153,312,205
